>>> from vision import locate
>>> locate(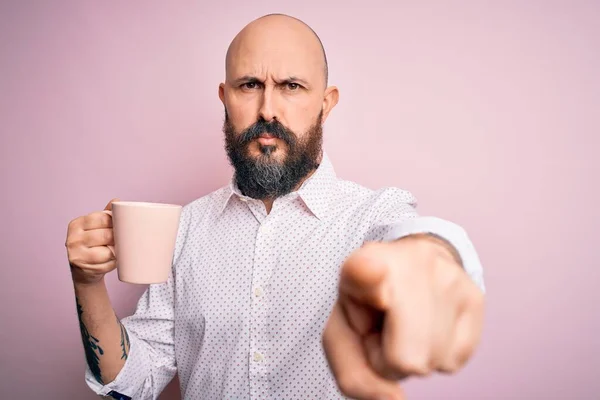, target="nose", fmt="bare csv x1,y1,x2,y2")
258,87,277,122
